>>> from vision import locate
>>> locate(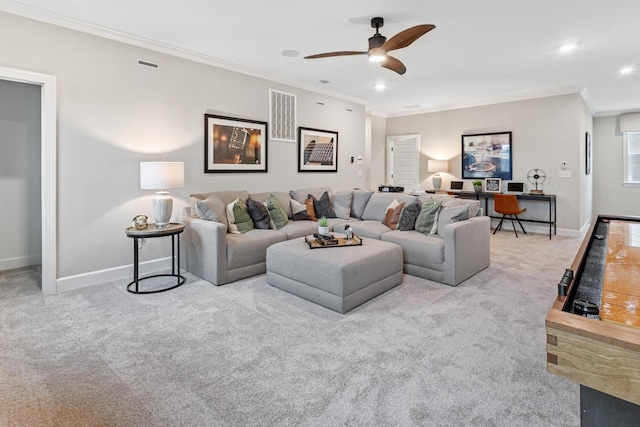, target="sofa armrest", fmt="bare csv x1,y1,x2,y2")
442,216,490,285
180,216,228,285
